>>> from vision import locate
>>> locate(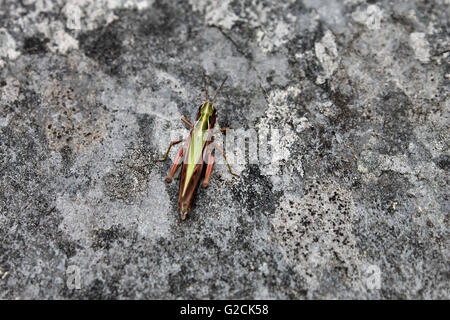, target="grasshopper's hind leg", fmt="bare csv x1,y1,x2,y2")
212,143,240,178
165,146,185,183
202,145,215,189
